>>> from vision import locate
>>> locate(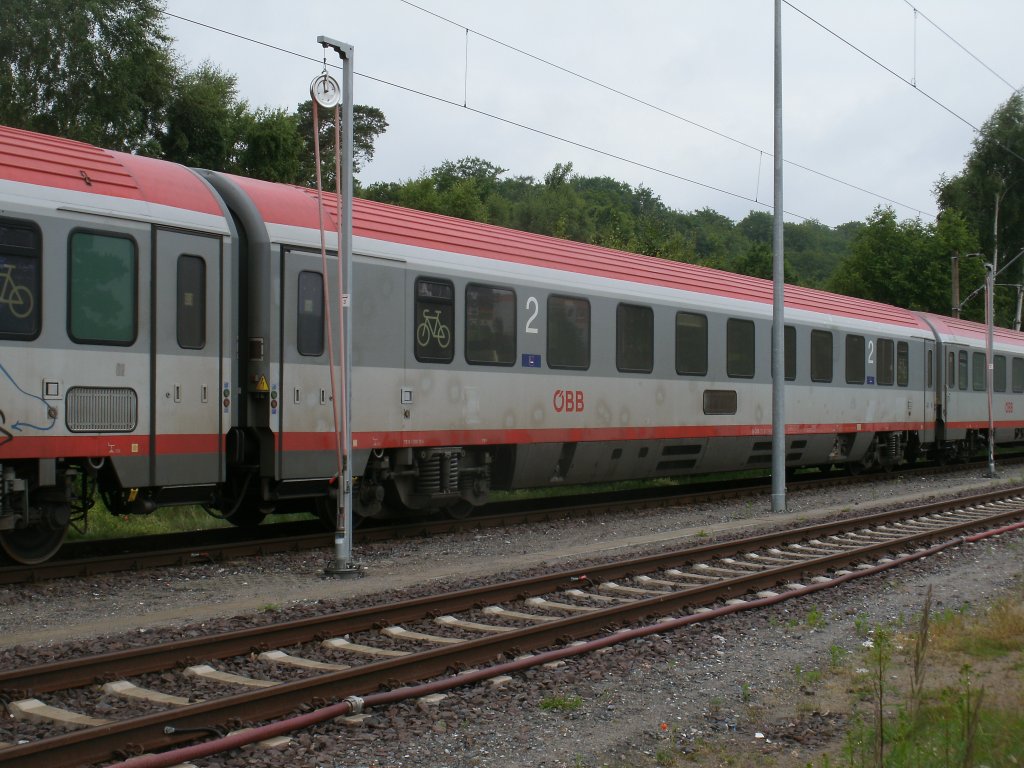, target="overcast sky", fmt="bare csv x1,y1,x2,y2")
161,1,1024,227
